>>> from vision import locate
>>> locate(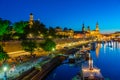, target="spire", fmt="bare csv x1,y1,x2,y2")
87,26,90,32
96,22,99,31
29,13,34,28
82,23,85,32
30,13,33,15
96,22,98,25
